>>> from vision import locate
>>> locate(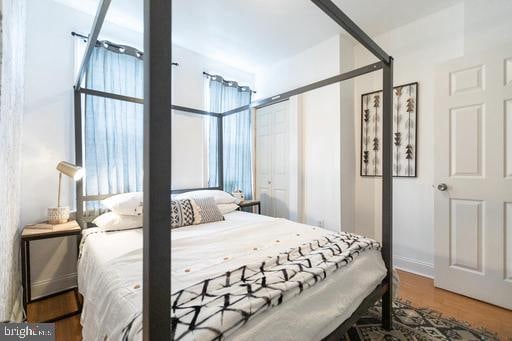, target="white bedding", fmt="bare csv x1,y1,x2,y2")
78,212,386,341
